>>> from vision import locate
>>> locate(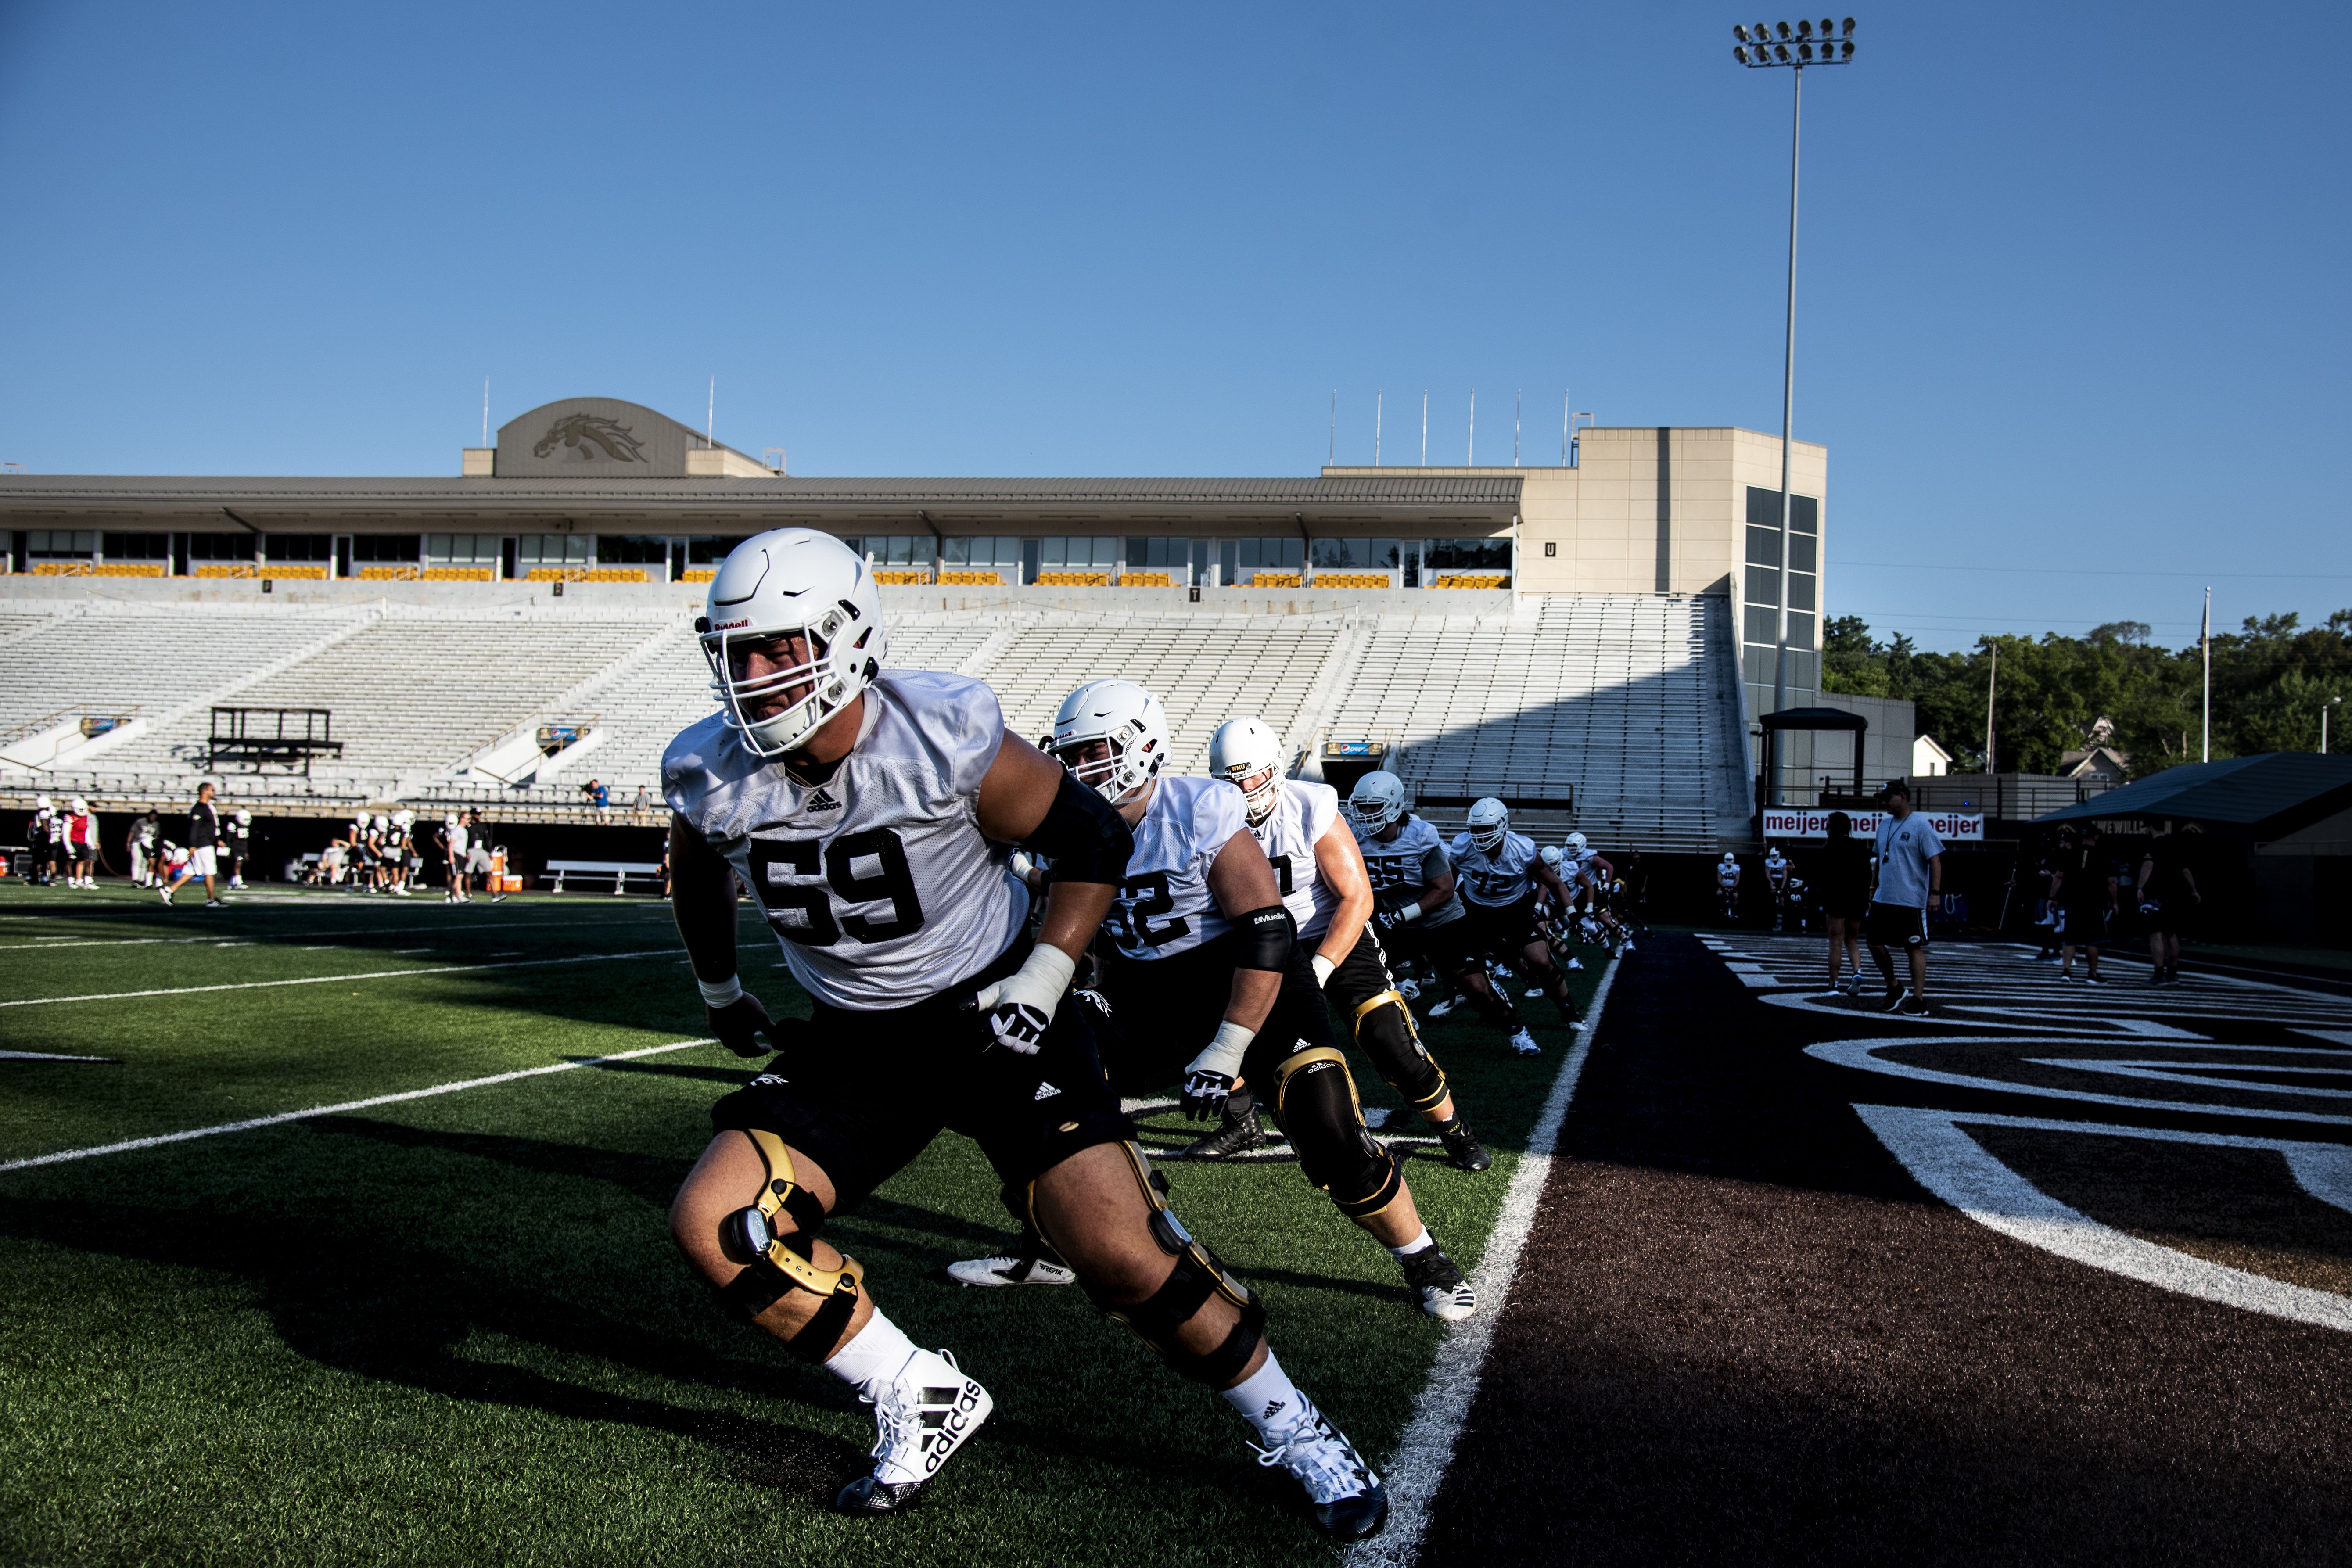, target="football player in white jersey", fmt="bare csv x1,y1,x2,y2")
1556,832,1633,955
662,531,1386,1539
1763,843,1792,931
1000,685,1476,1325
1346,772,1542,1055
1451,798,1583,1034
1716,851,1742,922
1204,717,1491,1178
